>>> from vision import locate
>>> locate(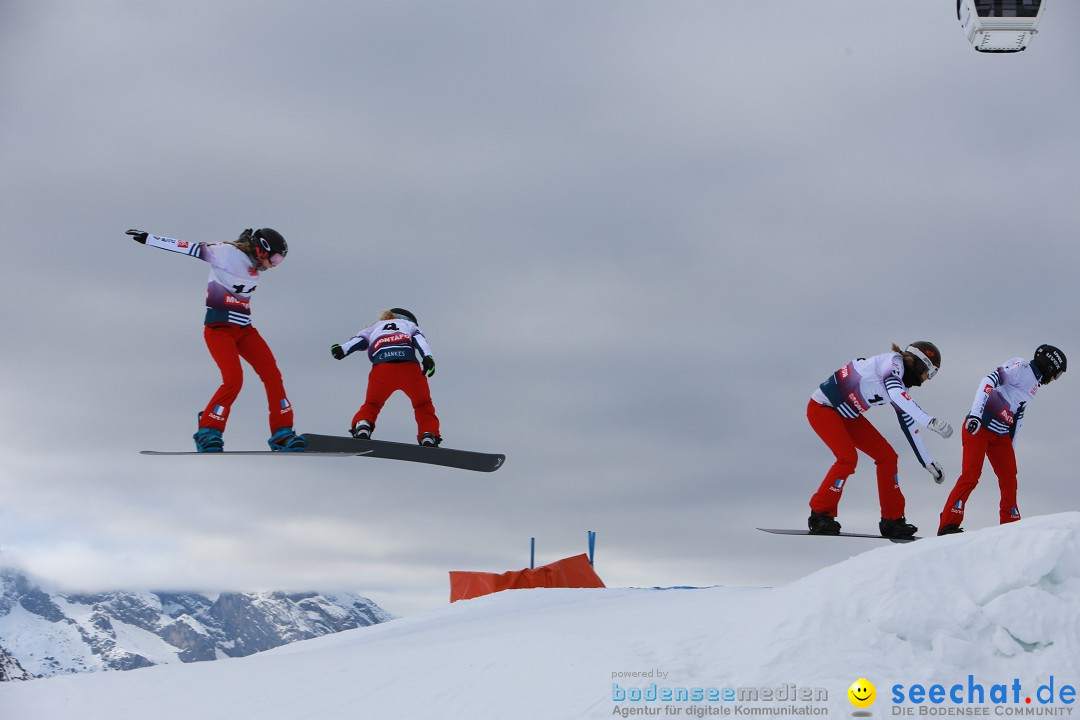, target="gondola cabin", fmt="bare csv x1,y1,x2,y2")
957,0,1046,52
